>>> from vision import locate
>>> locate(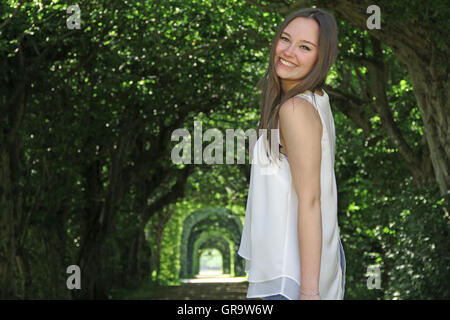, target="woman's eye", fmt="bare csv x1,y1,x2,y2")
301,45,310,51
280,36,289,42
